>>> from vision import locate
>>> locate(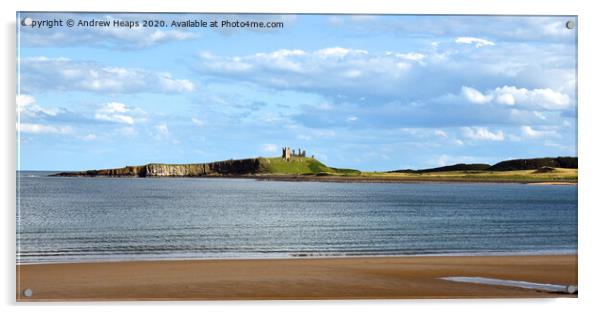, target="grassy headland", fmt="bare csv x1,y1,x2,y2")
51,156,577,184
257,157,332,174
